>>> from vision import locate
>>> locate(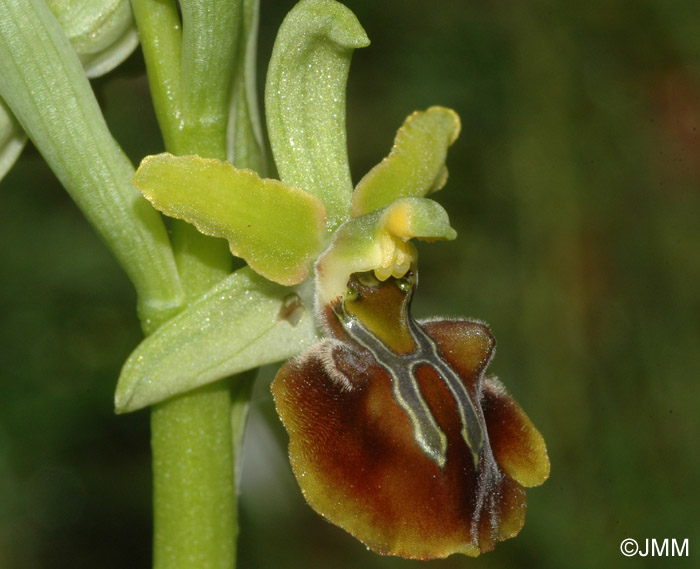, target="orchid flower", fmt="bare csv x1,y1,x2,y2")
106,0,550,559
0,0,547,565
